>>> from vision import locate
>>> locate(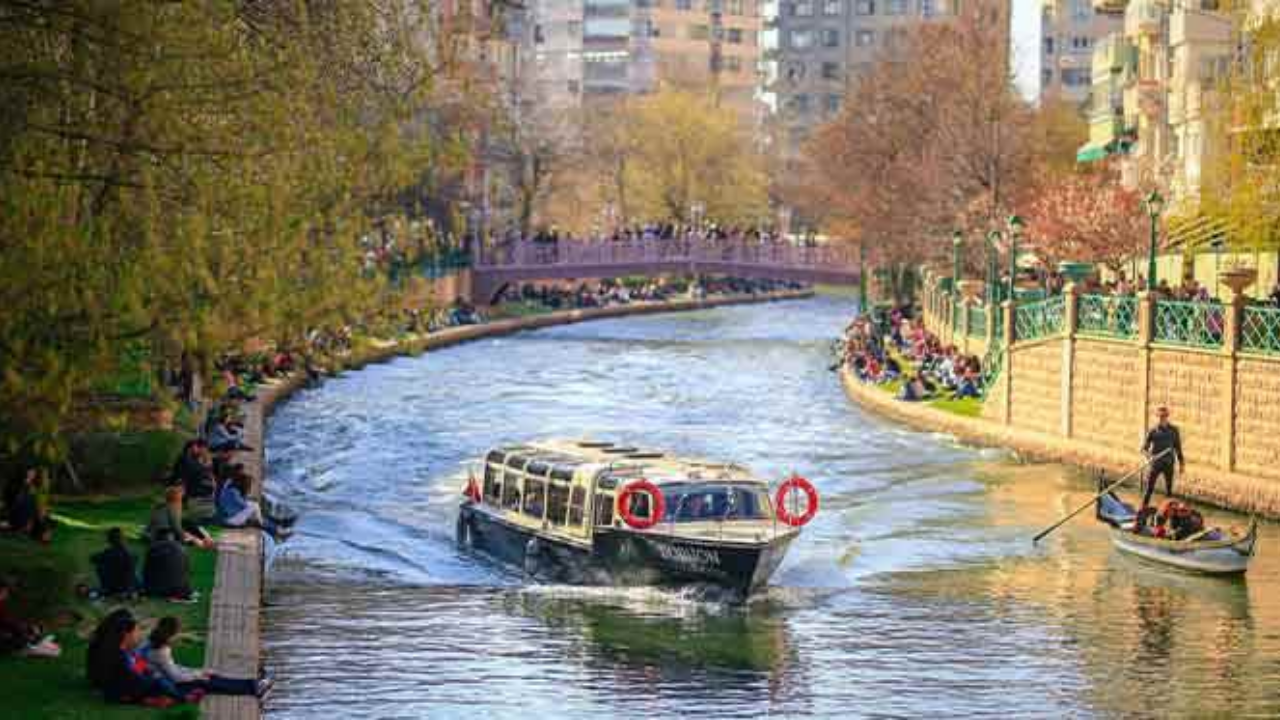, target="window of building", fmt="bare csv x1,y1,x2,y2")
824,94,842,113
790,28,814,49
790,94,811,113
677,0,693,9
784,61,806,83
1043,37,1054,55
1061,67,1090,86
821,28,840,47
855,29,875,46
568,80,581,93
795,0,814,15
920,0,935,16
856,0,874,14
886,0,907,14
535,24,545,44
691,24,710,39
728,27,744,43
823,0,842,14
1042,68,1053,87
726,55,743,72
727,0,744,13
1071,0,1091,20
1071,36,1091,50
821,61,841,80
